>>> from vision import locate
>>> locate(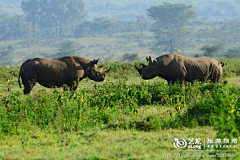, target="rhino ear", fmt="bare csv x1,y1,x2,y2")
146,57,149,62
96,58,100,63
153,59,157,64
91,58,100,65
